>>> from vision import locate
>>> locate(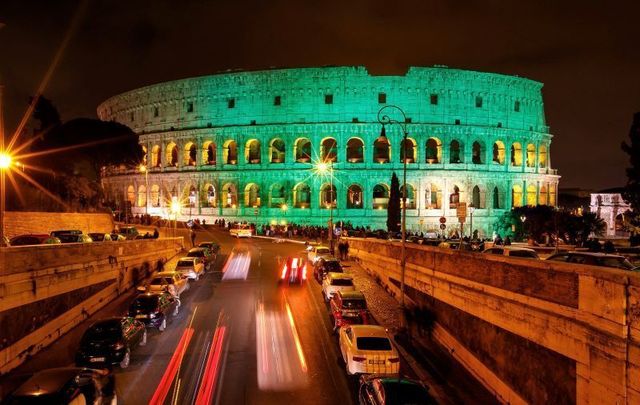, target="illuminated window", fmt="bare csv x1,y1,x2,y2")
372,184,389,209
475,96,483,108
430,94,438,105
347,184,363,208
346,138,364,163
378,93,386,104
400,138,416,163
400,184,416,209
510,143,522,166
293,183,311,208
512,185,523,208
428,184,442,209
321,138,337,162
274,95,281,106
228,98,235,109
320,184,337,208
324,94,333,104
